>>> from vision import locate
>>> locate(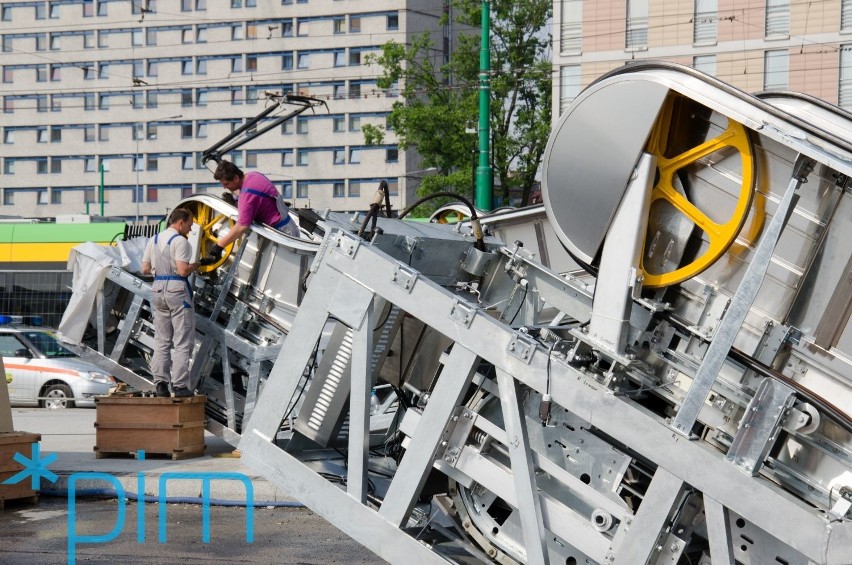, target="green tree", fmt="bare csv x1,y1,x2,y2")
363,0,552,214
